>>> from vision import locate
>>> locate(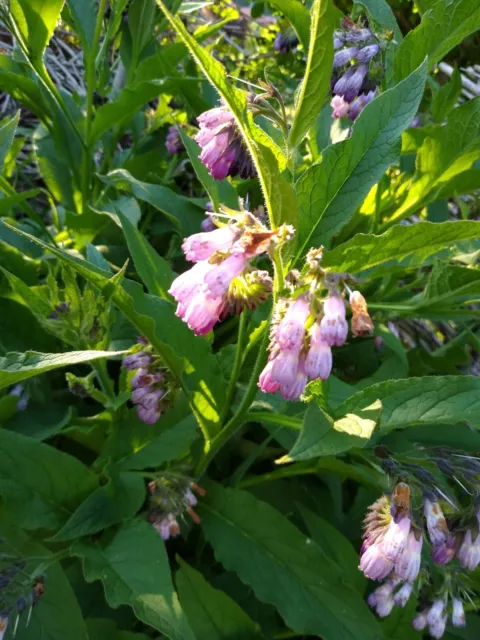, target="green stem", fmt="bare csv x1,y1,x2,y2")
92,359,116,402
220,311,247,425
195,327,269,478
243,411,302,430
81,0,109,211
